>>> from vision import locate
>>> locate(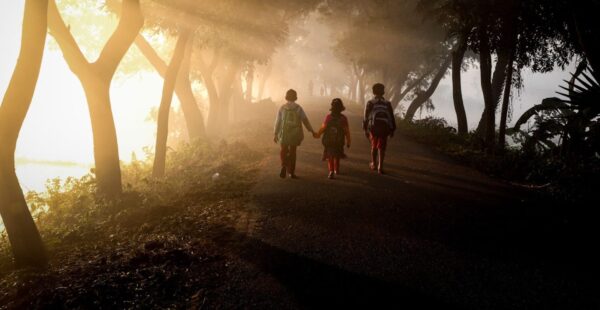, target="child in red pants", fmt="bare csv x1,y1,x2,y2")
363,83,396,174
315,99,351,179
